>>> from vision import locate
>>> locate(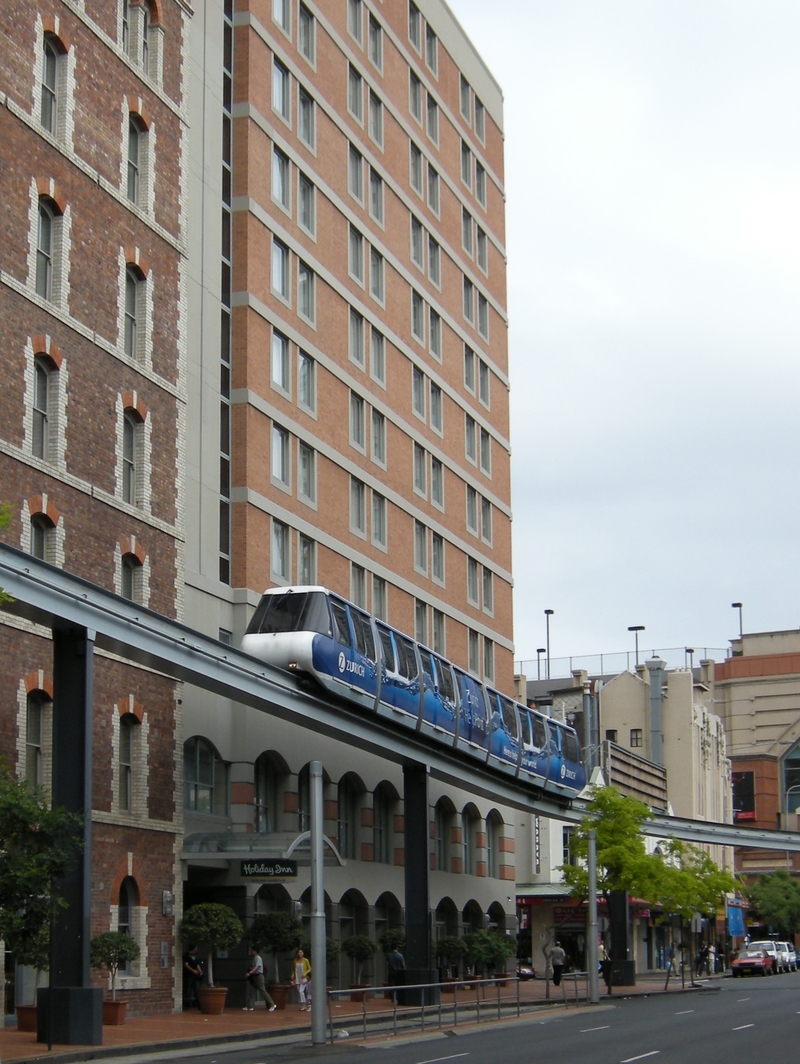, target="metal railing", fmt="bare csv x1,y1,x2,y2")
516,647,729,680
559,970,590,1006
